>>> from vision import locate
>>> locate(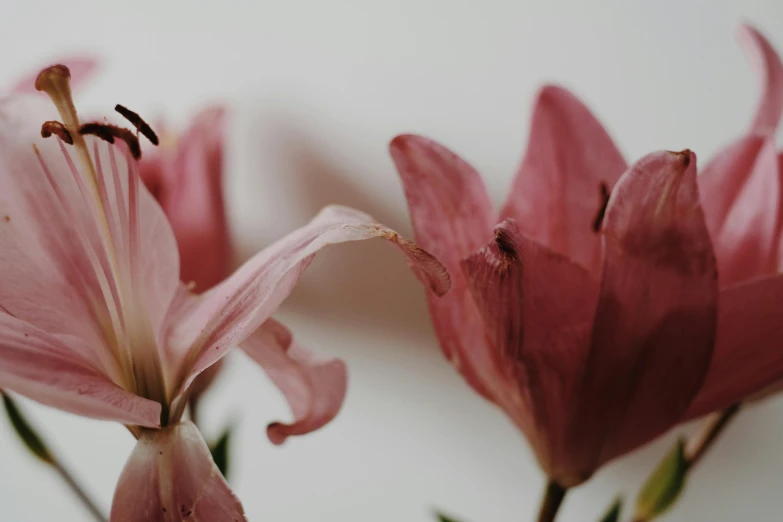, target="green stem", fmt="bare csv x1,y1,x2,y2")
2,391,107,521
631,404,741,522
51,458,108,522
537,479,568,522
683,403,740,469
